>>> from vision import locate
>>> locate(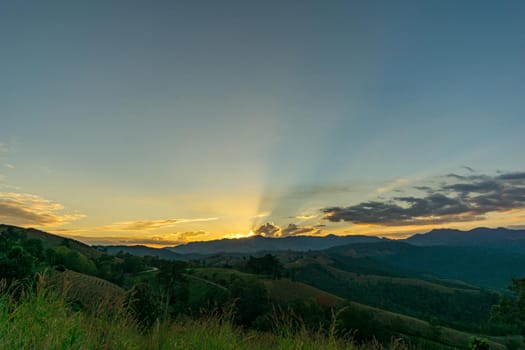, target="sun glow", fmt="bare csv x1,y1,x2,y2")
225,229,257,240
